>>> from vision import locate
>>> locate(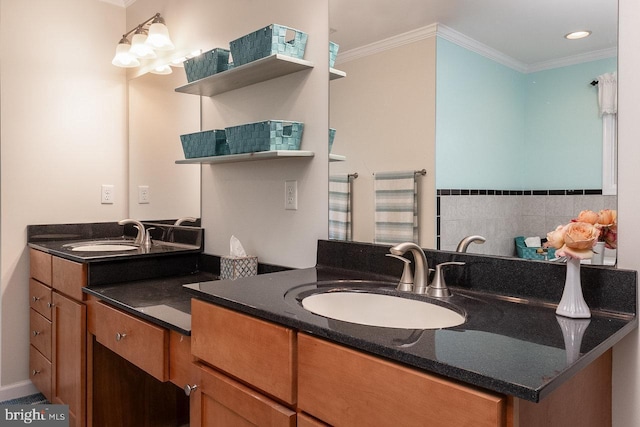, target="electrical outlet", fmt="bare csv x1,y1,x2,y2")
101,185,114,204
138,185,150,204
285,180,298,210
